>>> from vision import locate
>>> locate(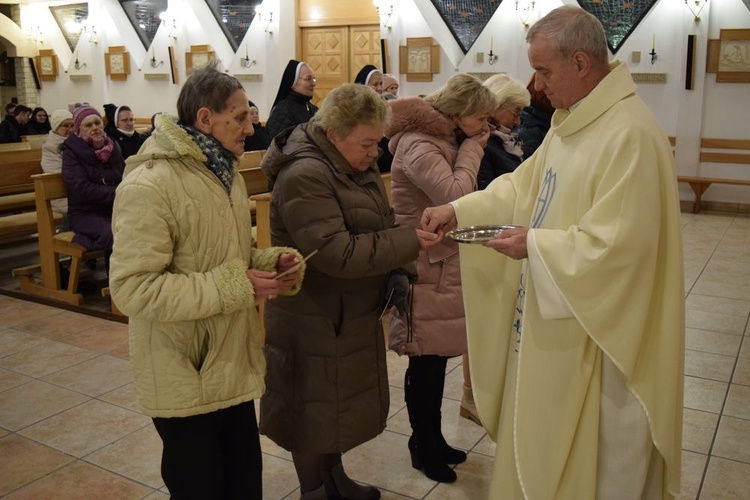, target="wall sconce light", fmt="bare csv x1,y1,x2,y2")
373,2,394,31
80,21,98,44
241,45,256,68
73,49,87,70
27,26,44,45
515,0,536,27
255,9,273,34
488,36,498,65
684,0,708,22
150,47,164,68
159,12,178,40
